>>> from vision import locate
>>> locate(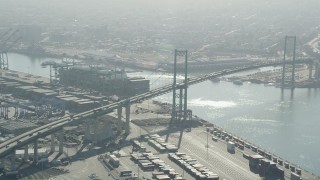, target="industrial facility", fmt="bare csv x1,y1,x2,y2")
59,65,150,96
